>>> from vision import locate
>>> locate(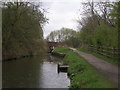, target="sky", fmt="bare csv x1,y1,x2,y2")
40,0,117,38
42,1,81,38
